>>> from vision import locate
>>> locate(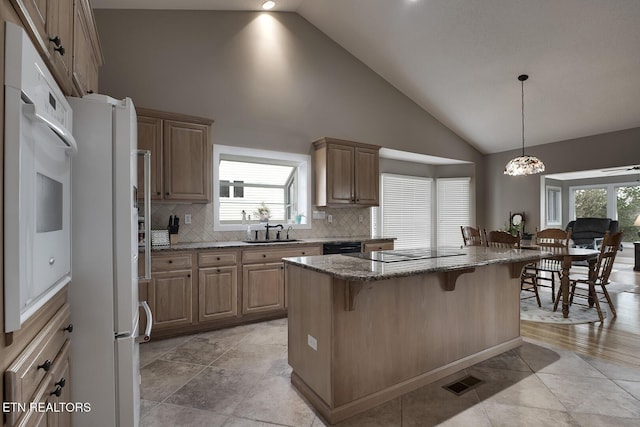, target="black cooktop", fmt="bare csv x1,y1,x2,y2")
345,248,465,263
